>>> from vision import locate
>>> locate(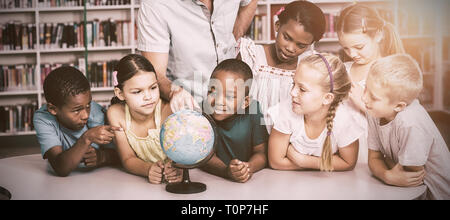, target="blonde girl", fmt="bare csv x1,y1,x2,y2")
268,53,364,171
336,3,405,162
